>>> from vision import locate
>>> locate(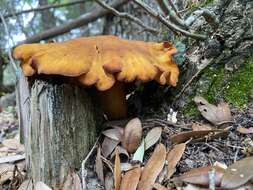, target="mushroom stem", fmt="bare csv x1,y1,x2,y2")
98,81,127,120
